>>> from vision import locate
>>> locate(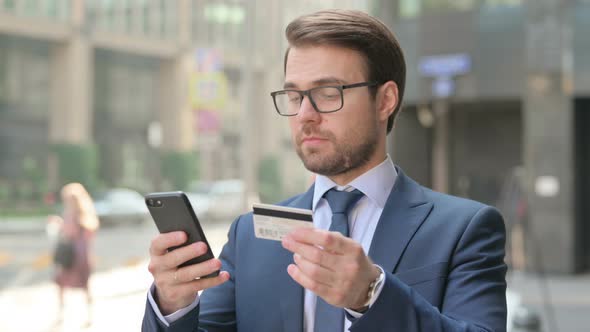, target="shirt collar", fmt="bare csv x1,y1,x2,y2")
312,155,398,211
